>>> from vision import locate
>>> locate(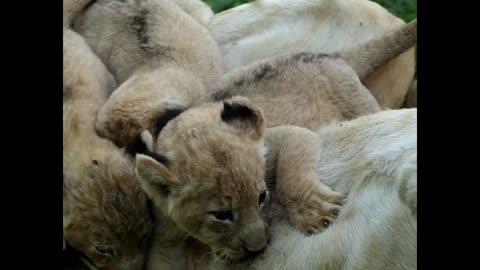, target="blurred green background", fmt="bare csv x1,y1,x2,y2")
203,0,416,22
